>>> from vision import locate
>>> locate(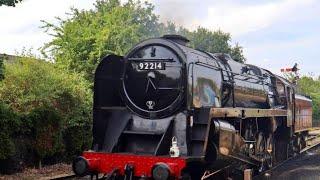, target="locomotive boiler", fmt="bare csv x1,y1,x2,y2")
72,35,315,179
